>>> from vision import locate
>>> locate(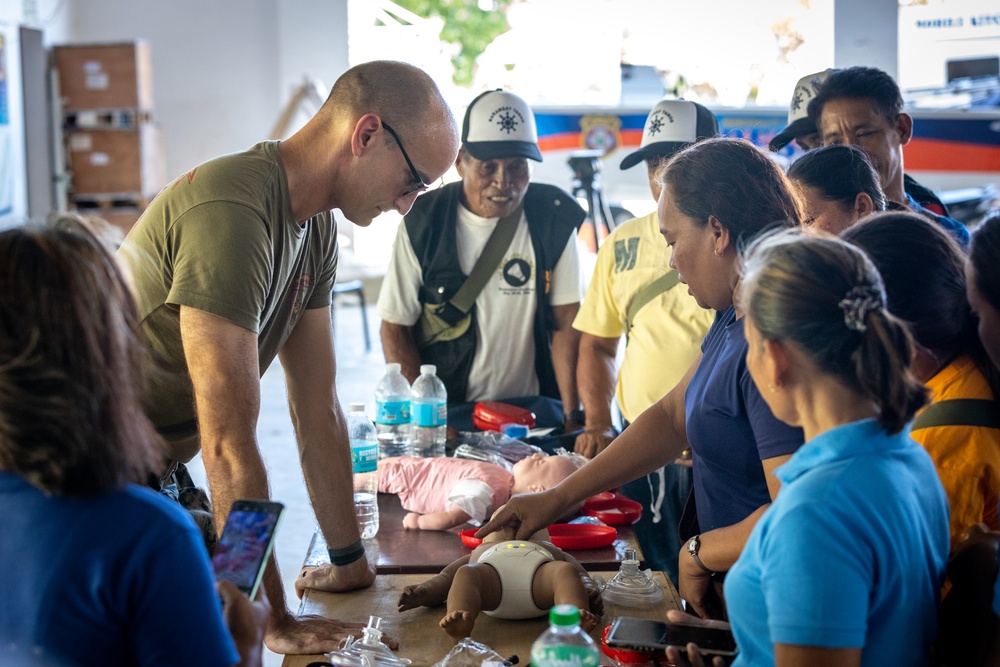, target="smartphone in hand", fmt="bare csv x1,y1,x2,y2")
211,499,284,599
605,616,738,658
